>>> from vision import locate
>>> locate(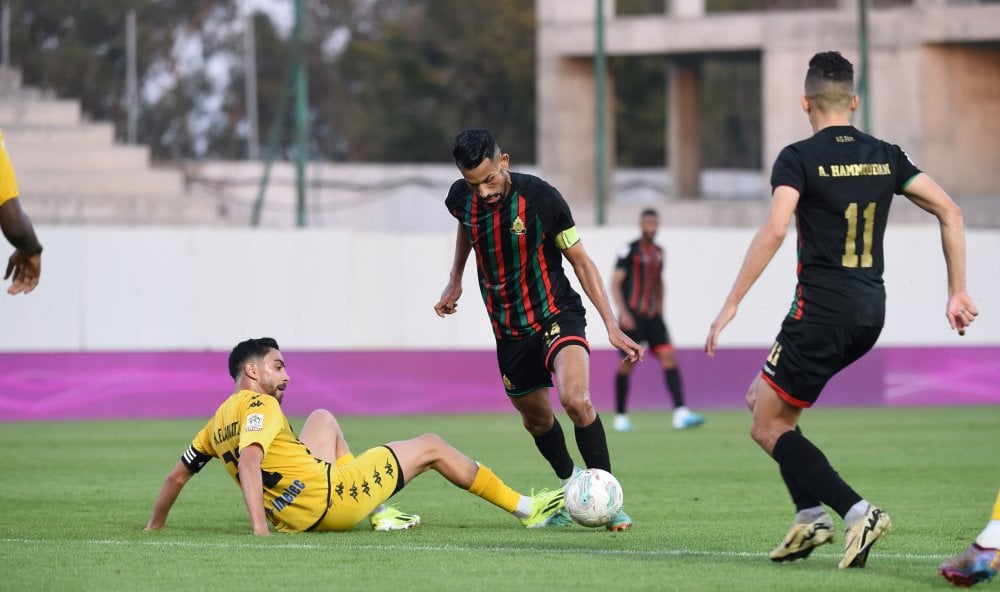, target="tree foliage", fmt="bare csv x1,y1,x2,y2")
6,0,535,162
6,0,757,168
